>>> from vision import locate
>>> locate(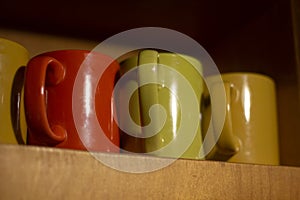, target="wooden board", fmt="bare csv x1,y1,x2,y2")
0,144,299,199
